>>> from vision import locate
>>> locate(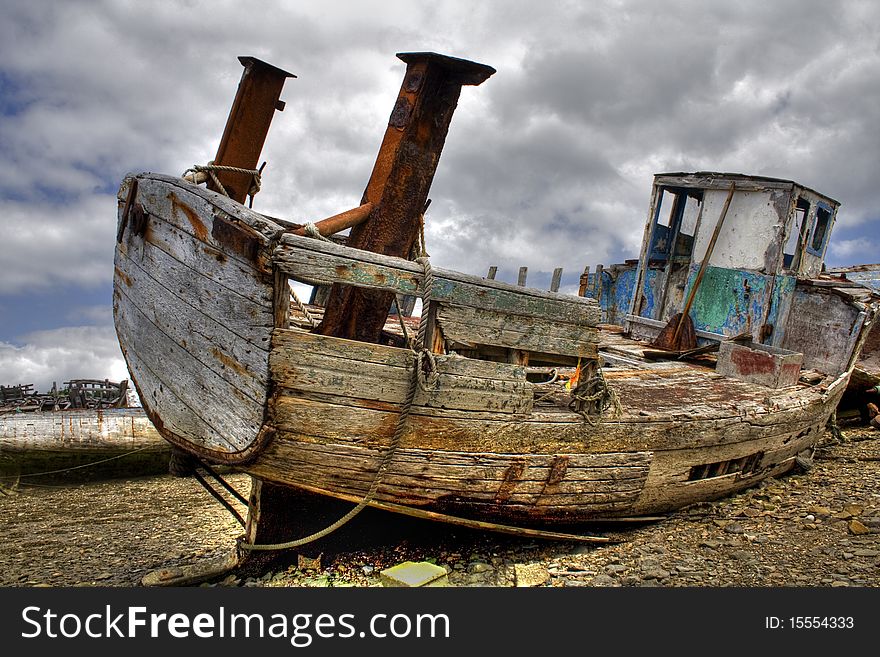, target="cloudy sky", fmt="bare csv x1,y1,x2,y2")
1,0,879,393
